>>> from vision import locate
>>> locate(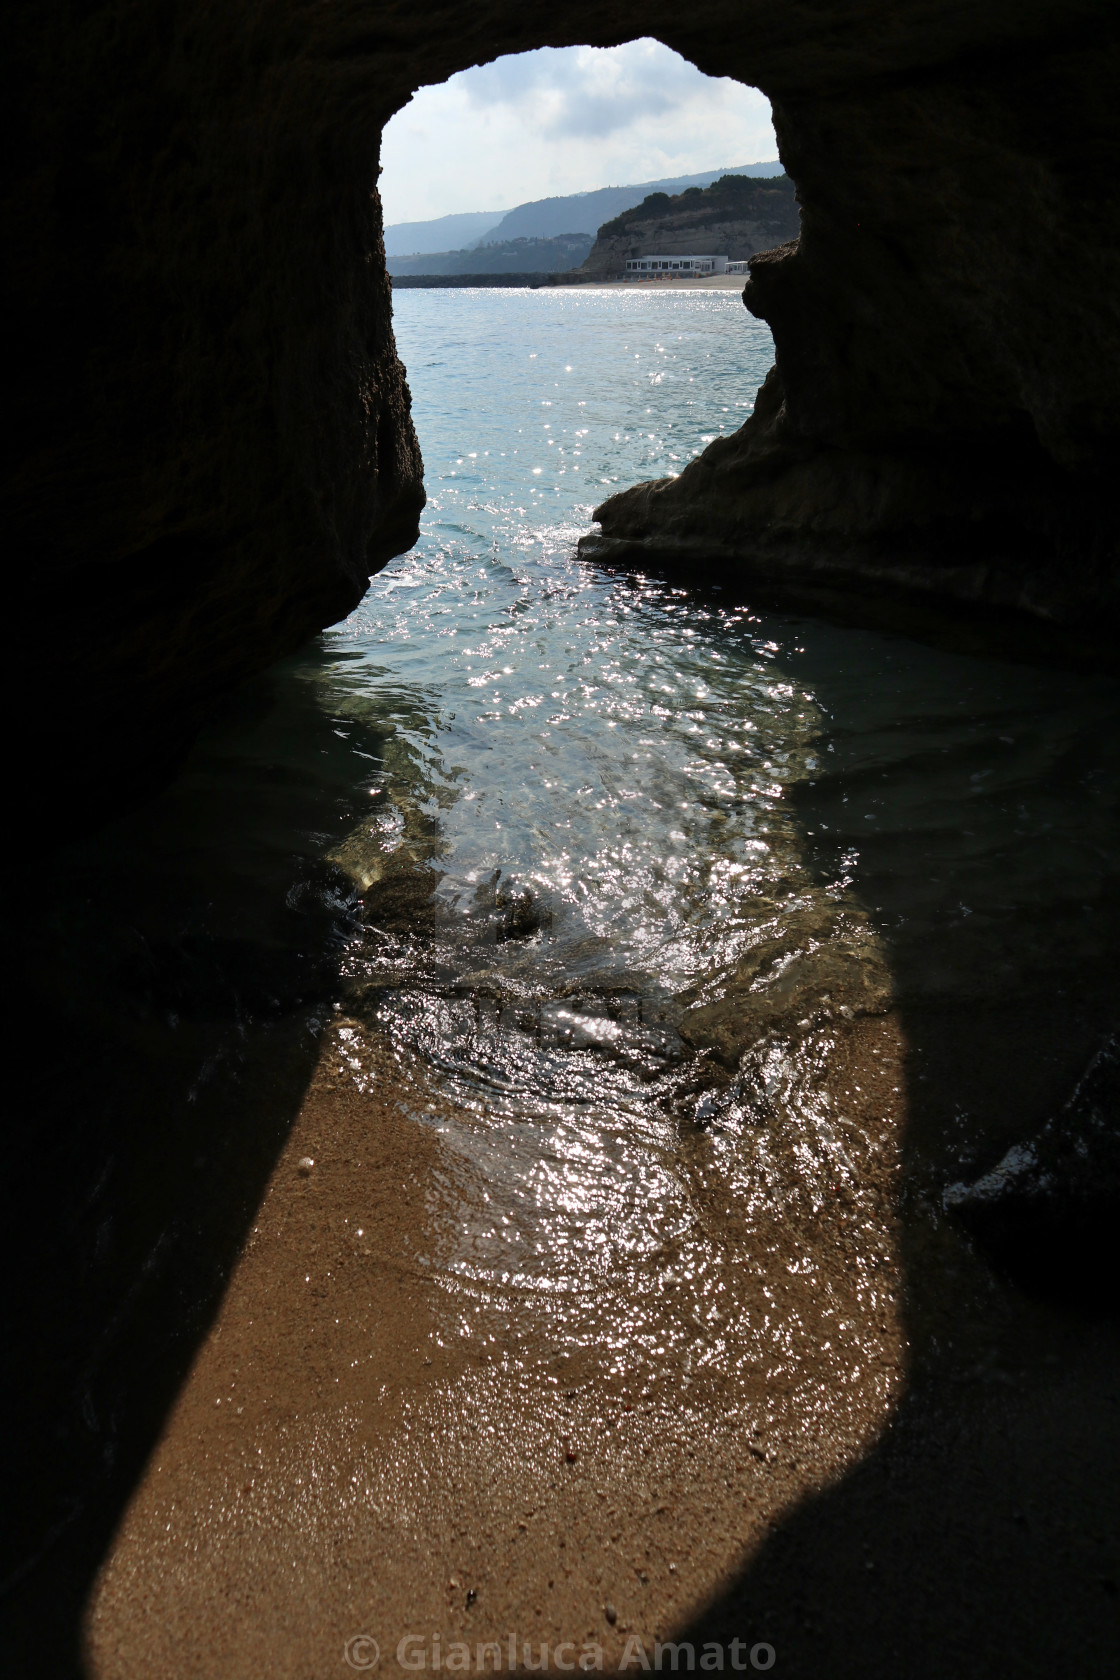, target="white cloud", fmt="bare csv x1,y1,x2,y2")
380,40,775,224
